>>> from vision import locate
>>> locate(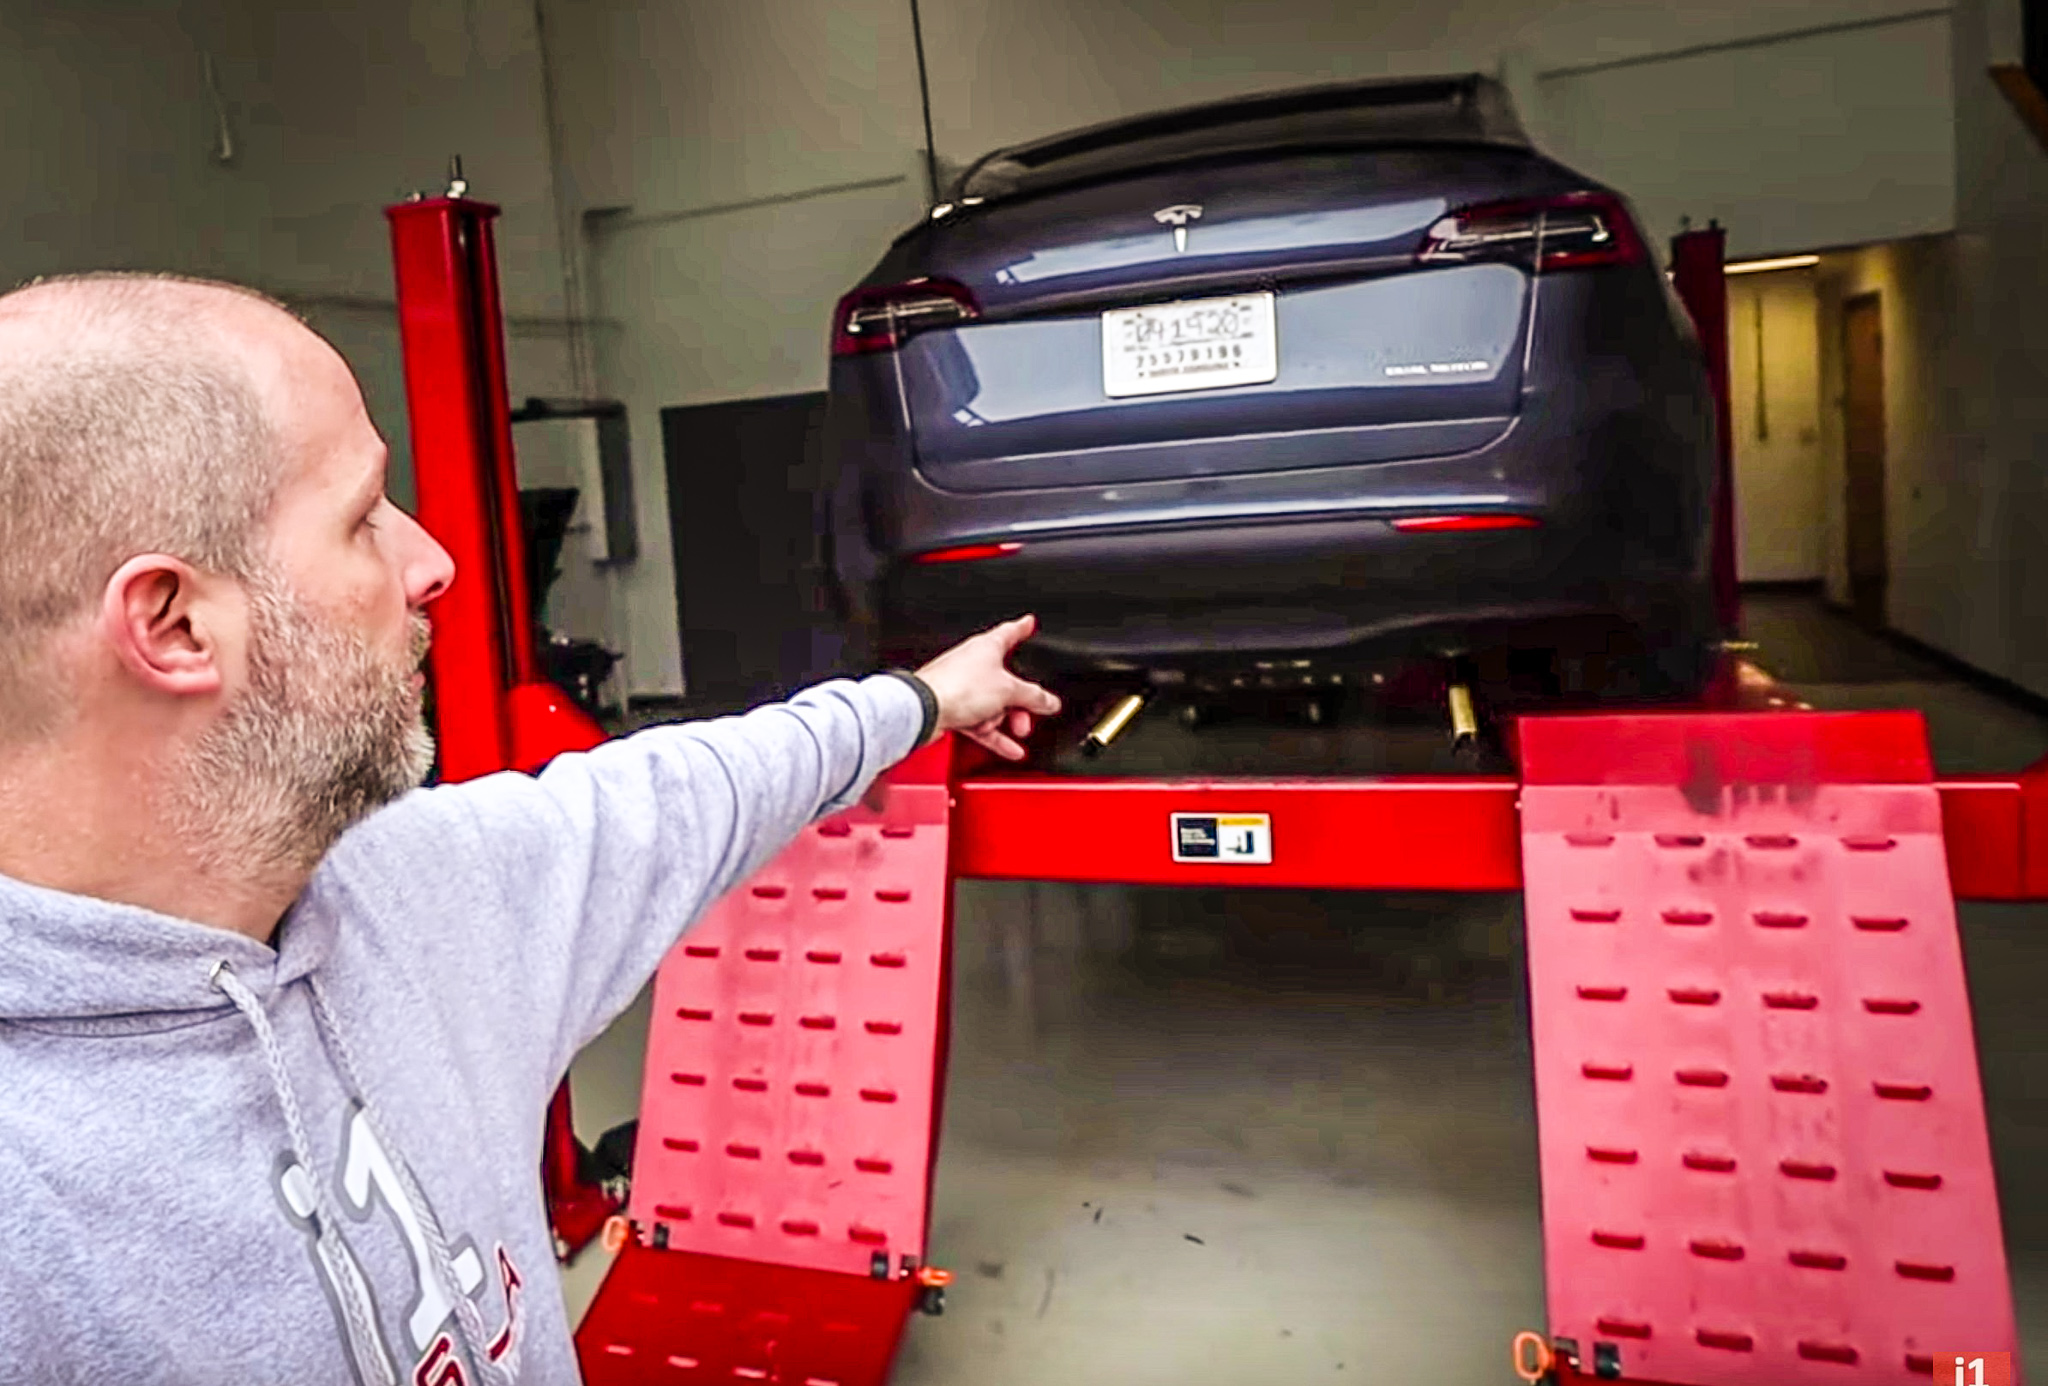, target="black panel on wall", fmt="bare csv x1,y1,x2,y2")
661,392,850,711
2031,0,2048,95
